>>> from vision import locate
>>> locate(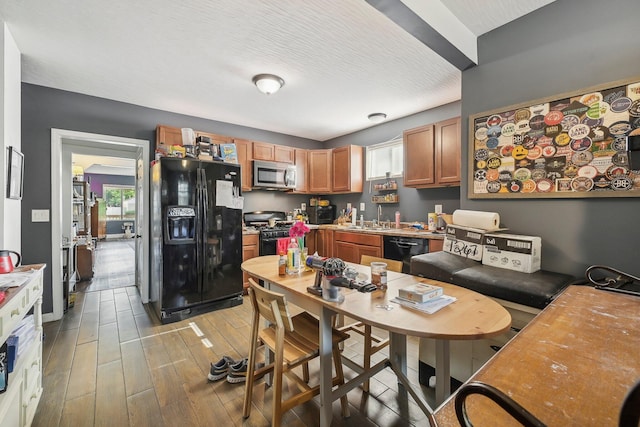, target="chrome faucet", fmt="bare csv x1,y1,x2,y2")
377,205,382,224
